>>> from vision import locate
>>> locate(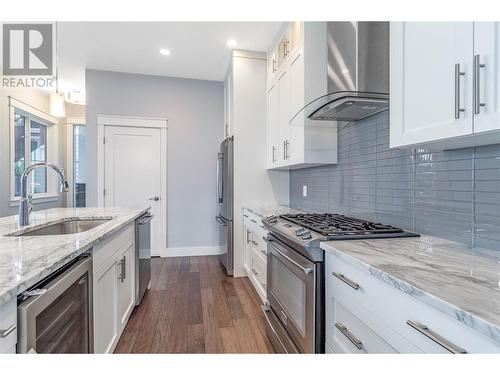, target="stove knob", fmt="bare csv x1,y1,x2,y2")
295,228,306,236
266,215,277,223
301,230,312,240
